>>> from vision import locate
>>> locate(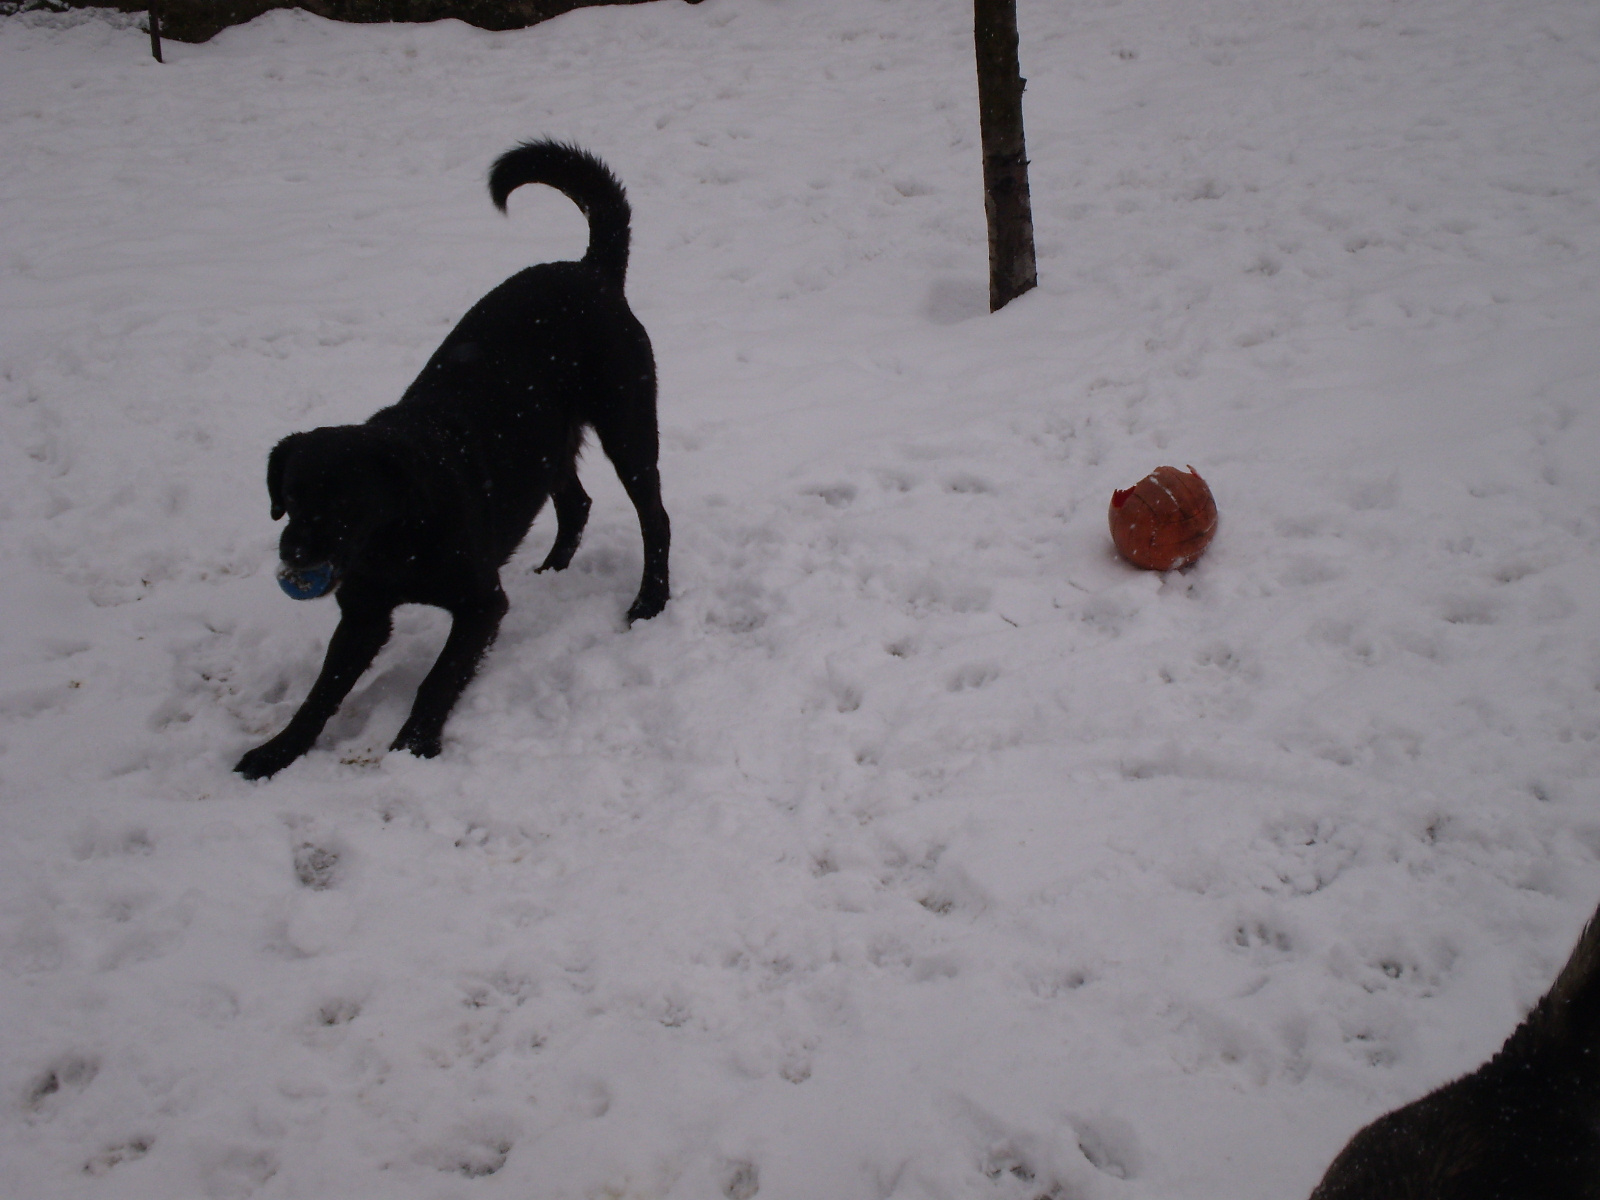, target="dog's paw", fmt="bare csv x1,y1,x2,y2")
235,738,305,781
626,592,668,624
534,544,578,573
390,727,443,759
